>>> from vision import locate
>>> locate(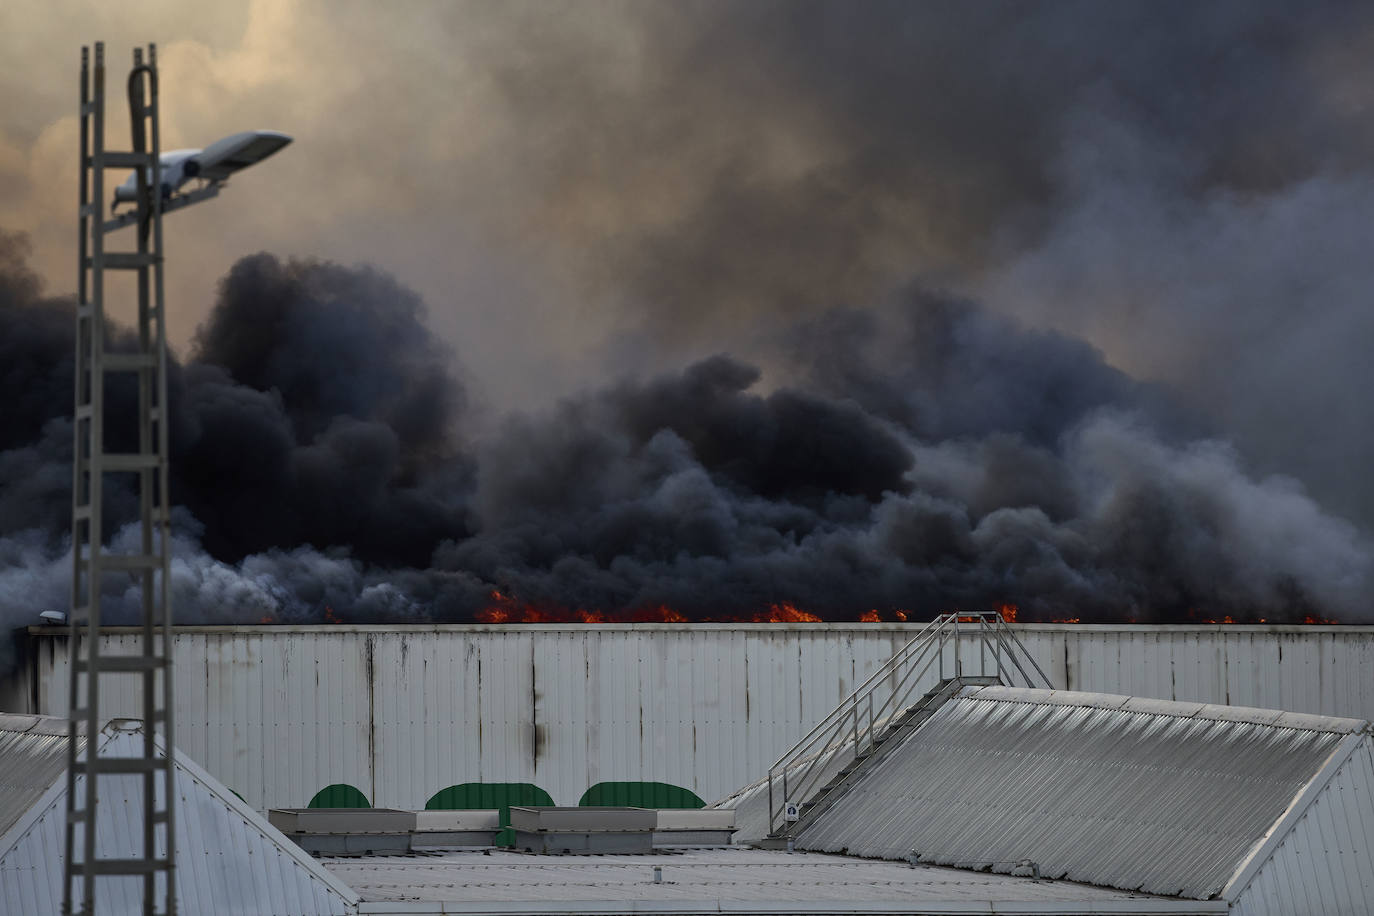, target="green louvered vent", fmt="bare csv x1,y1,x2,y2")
307,783,371,808
578,781,705,808
426,782,555,846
